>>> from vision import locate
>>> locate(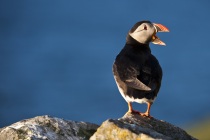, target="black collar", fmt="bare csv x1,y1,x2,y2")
126,35,151,52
